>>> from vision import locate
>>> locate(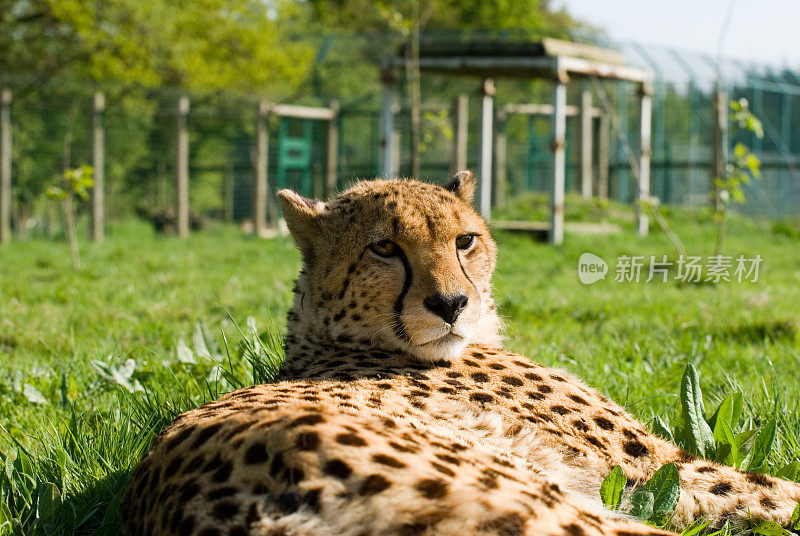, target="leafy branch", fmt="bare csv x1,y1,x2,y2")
46,166,93,270
712,98,763,256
